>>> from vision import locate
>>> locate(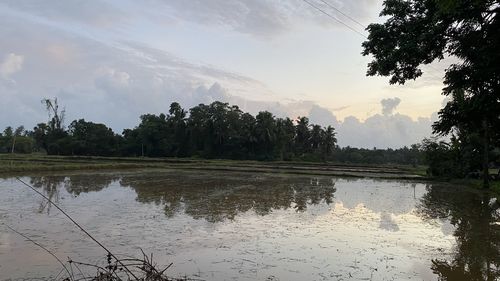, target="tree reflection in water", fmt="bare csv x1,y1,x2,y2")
29,174,119,213
417,185,500,280
30,176,65,214
23,172,500,280
120,172,337,223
